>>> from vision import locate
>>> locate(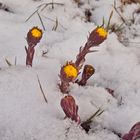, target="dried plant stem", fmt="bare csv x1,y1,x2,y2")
52,18,58,31
15,56,17,65
38,2,64,10
5,58,12,67
26,2,64,22
37,75,48,103
81,108,104,132
52,0,54,9
106,11,113,31
25,9,38,22
120,40,140,44
113,1,126,25
5,57,17,67
82,109,103,125
37,12,46,31
43,16,67,30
